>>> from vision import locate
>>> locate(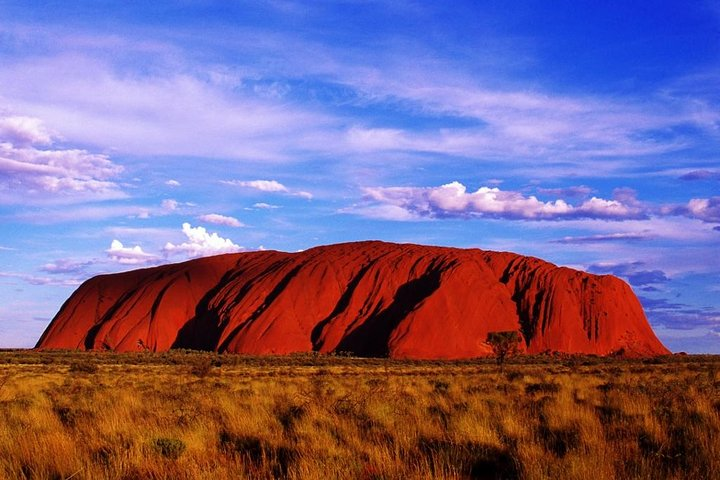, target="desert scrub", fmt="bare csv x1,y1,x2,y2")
152,437,186,459
68,360,99,374
0,352,717,479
